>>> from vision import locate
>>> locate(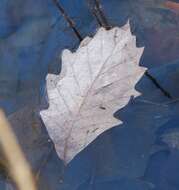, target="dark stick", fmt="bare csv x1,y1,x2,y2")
86,0,103,27
52,0,83,41
93,0,111,30
145,71,172,99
